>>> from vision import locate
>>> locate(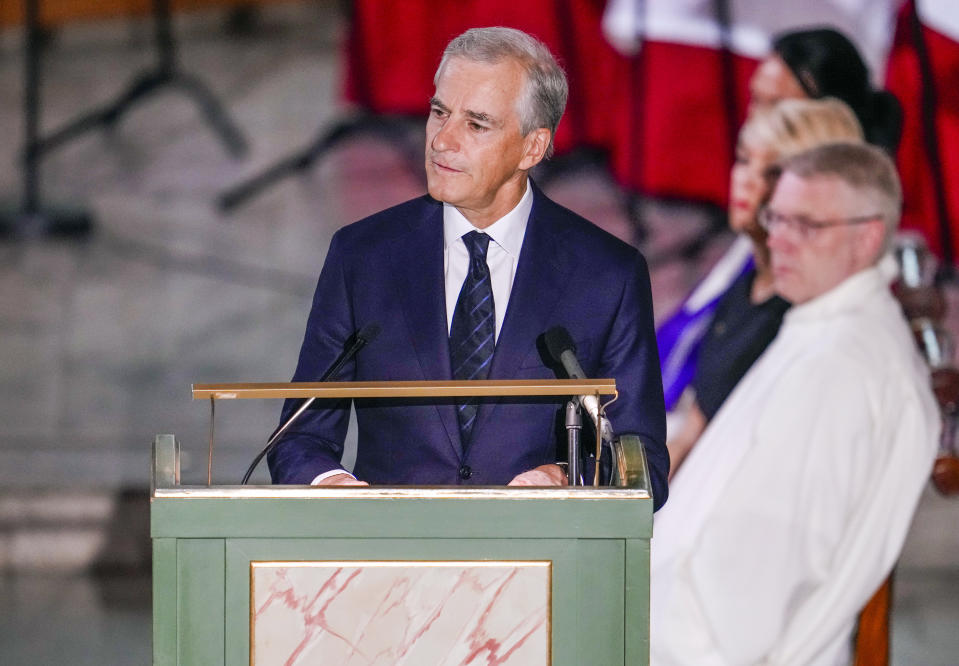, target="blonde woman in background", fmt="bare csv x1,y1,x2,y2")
667,98,864,477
